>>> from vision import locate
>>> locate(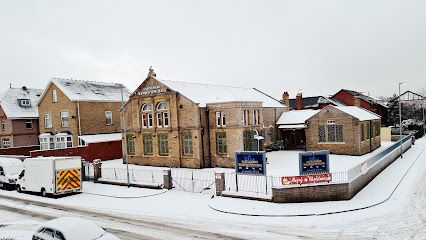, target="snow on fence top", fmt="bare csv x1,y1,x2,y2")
0,87,43,119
